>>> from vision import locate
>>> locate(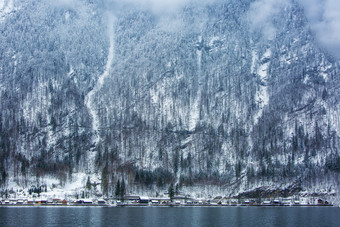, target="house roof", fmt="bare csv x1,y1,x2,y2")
139,196,149,200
